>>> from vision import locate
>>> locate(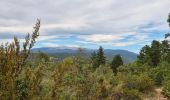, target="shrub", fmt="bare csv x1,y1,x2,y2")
150,62,170,85
0,19,40,99
123,89,141,100
112,84,141,100
136,74,154,92
123,74,154,92
162,80,170,99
